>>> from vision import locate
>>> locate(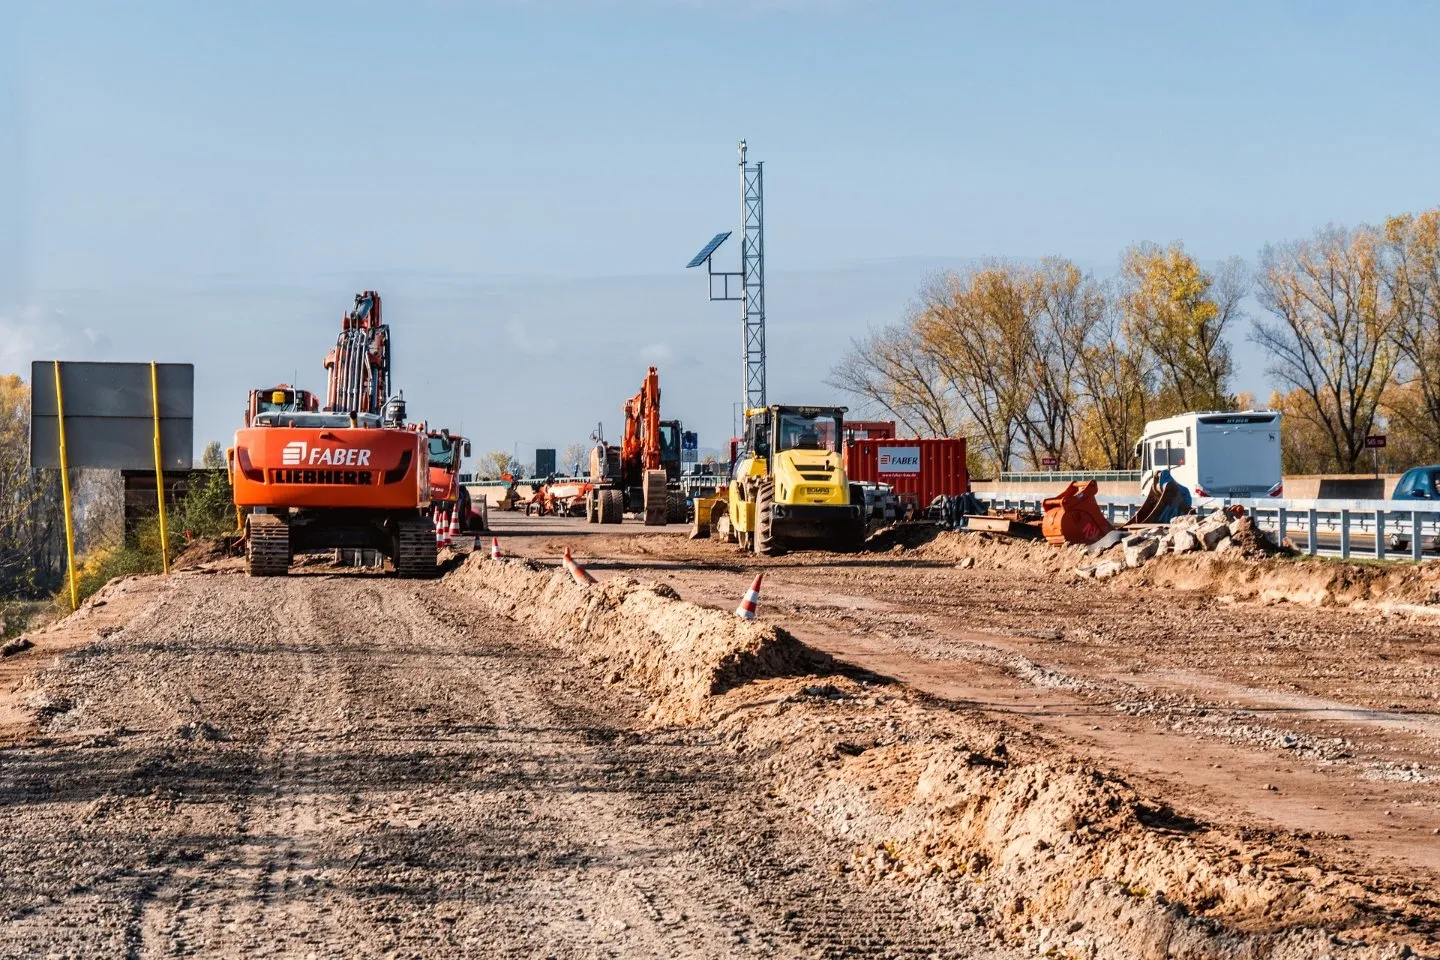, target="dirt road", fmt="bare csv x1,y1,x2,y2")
489,512,1440,885
0,571,1008,958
